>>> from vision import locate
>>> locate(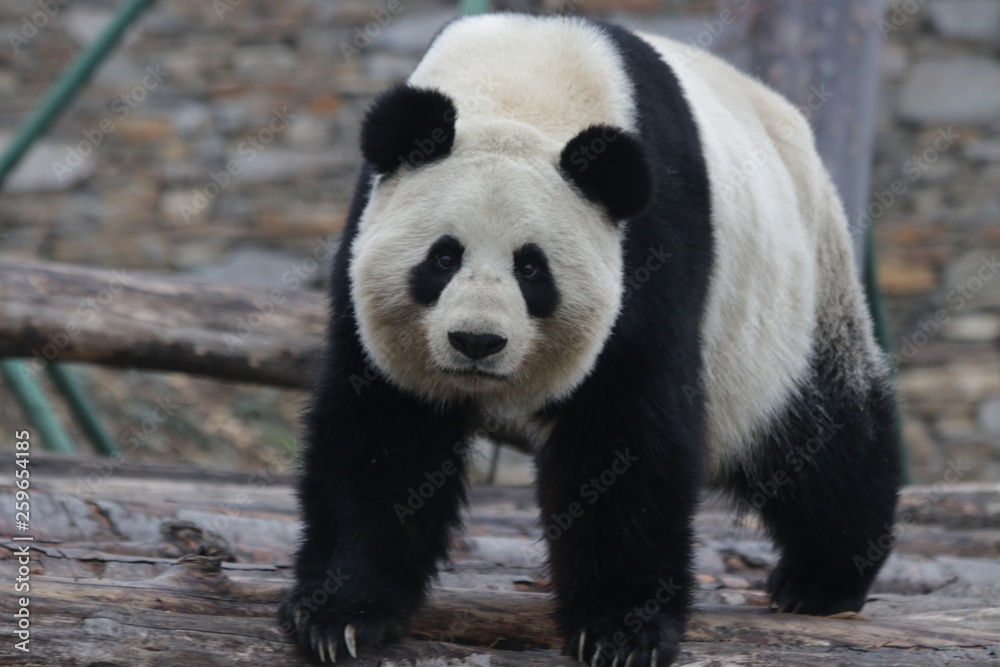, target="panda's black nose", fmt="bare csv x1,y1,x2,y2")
448,331,507,360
